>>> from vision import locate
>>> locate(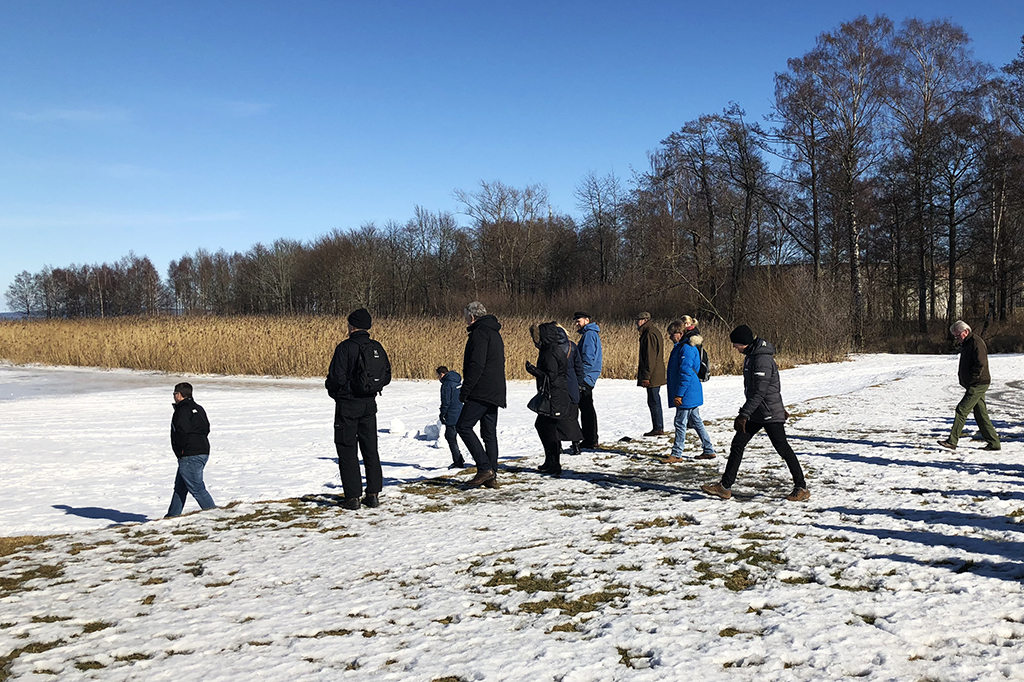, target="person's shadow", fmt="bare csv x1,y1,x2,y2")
52,505,149,524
